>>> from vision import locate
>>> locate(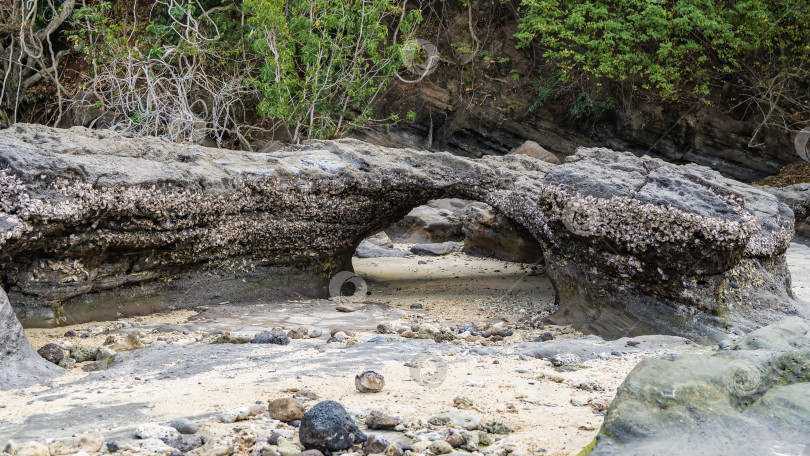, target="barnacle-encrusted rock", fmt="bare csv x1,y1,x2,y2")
0,124,548,327
522,148,799,342
0,125,800,343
